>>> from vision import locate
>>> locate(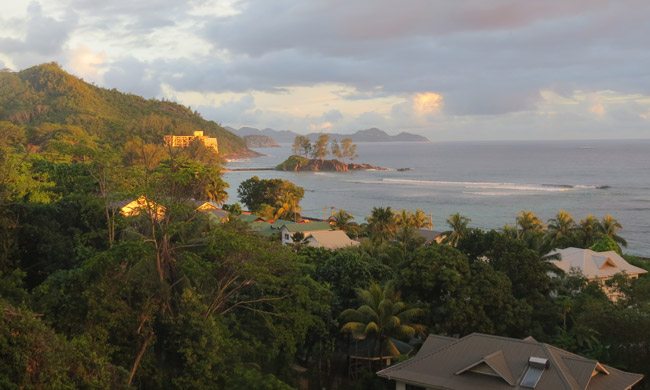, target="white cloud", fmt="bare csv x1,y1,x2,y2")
66,45,105,83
